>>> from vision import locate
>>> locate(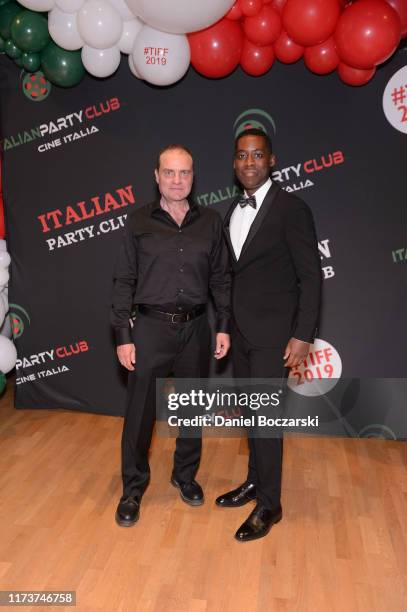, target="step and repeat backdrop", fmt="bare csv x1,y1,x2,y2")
1,50,406,437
